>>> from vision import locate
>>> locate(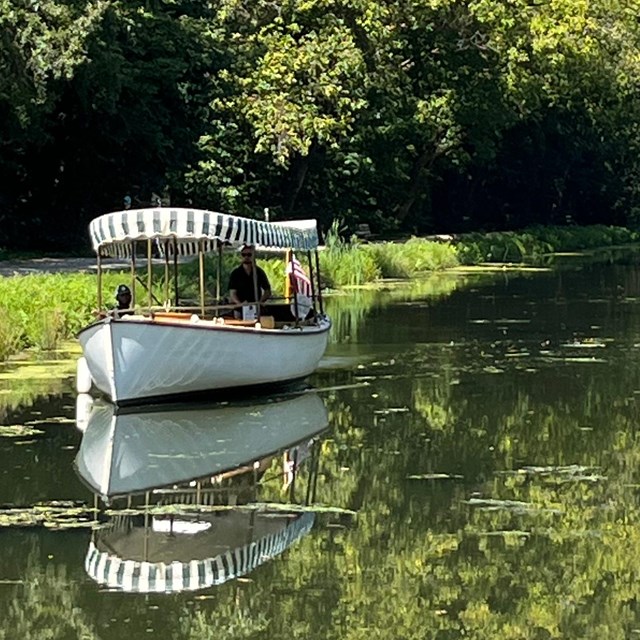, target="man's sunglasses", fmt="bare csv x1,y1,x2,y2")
241,252,253,257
